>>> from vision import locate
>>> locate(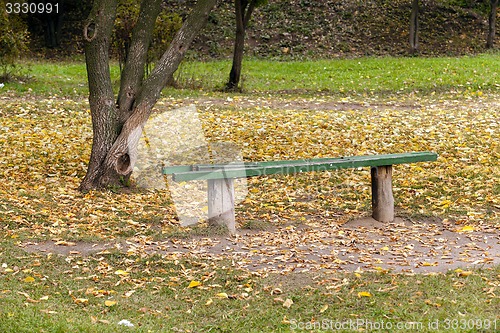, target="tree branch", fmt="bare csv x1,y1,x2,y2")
101,0,218,177
117,0,163,121
84,0,116,101
138,0,219,105
244,0,257,28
